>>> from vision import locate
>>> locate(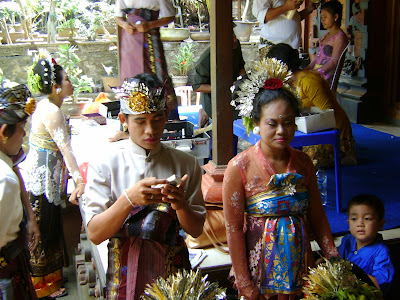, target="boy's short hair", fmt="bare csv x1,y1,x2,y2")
347,194,385,220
